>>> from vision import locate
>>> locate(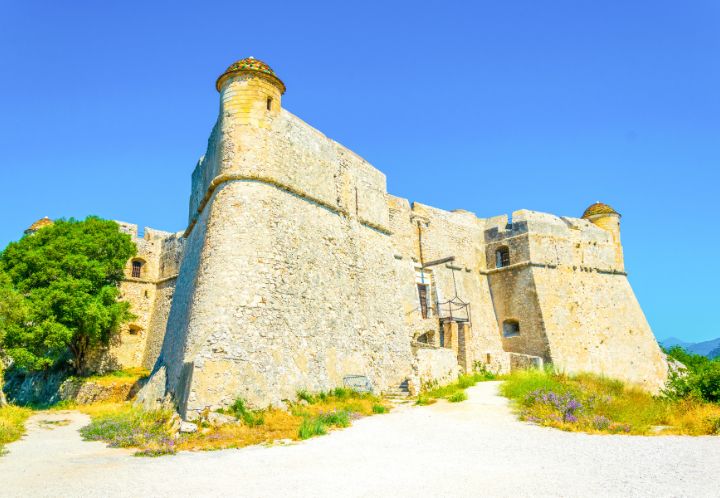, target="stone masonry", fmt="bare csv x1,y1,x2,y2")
69,57,667,418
